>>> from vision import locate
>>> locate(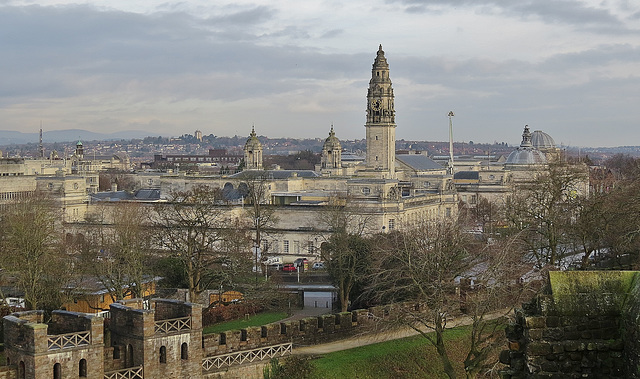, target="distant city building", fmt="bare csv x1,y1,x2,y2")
152,149,242,172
